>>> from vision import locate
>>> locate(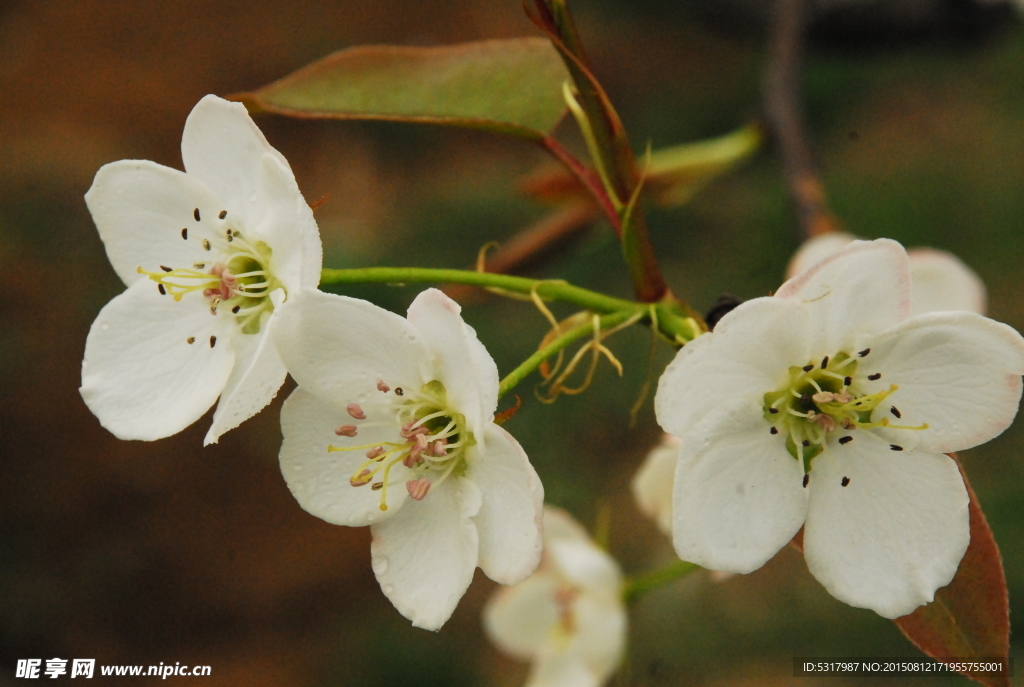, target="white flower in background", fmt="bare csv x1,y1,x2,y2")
655,239,1024,618
276,288,543,630
484,507,626,687
81,94,322,444
631,433,681,536
787,232,986,315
